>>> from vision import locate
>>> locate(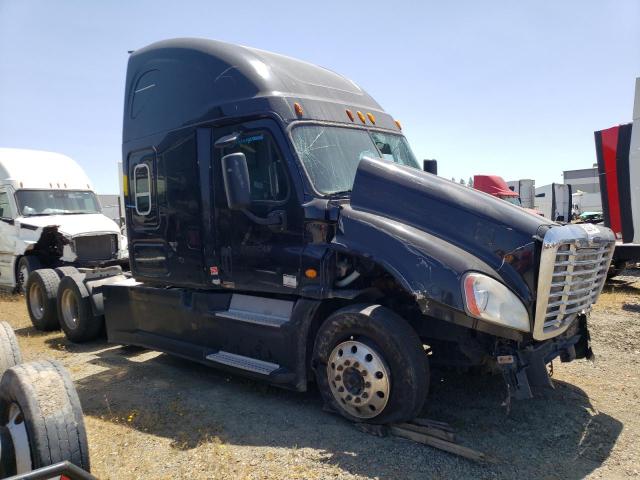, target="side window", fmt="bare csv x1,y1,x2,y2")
223,131,288,202
0,191,12,218
134,164,151,215
128,150,157,228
